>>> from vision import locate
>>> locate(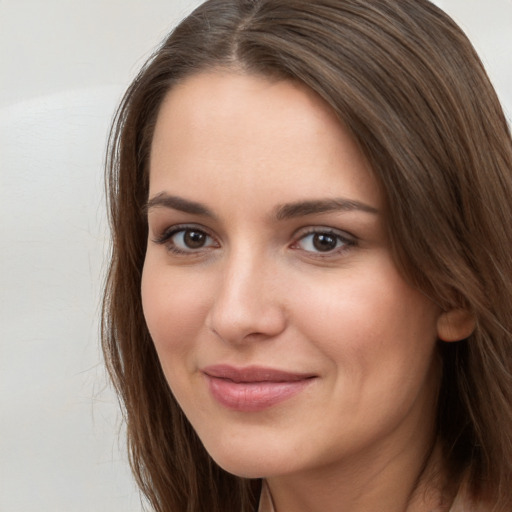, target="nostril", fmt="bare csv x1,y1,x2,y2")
206,299,287,345
204,259,287,344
